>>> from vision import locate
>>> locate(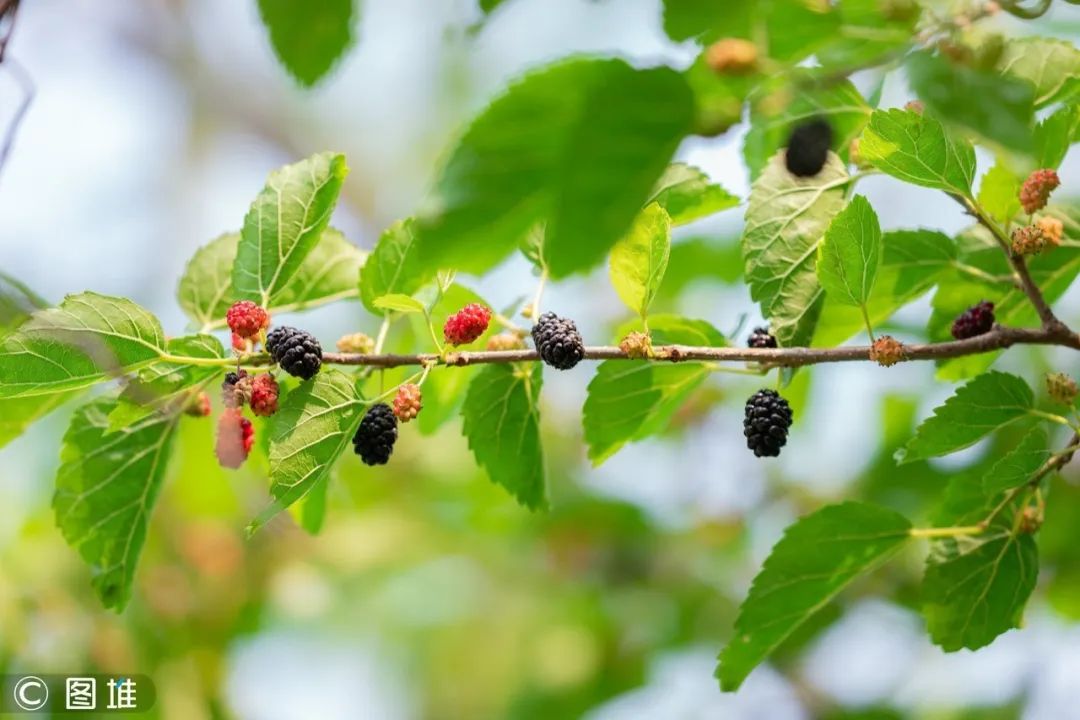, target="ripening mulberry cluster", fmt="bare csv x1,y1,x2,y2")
951,301,995,340
747,326,777,349
444,303,492,346
1019,169,1059,214
531,312,585,370
743,389,793,458
216,408,254,469
267,326,323,380
213,294,816,474
704,38,758,75
353,403,398,465
227,300,270,339
870,335,905,367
